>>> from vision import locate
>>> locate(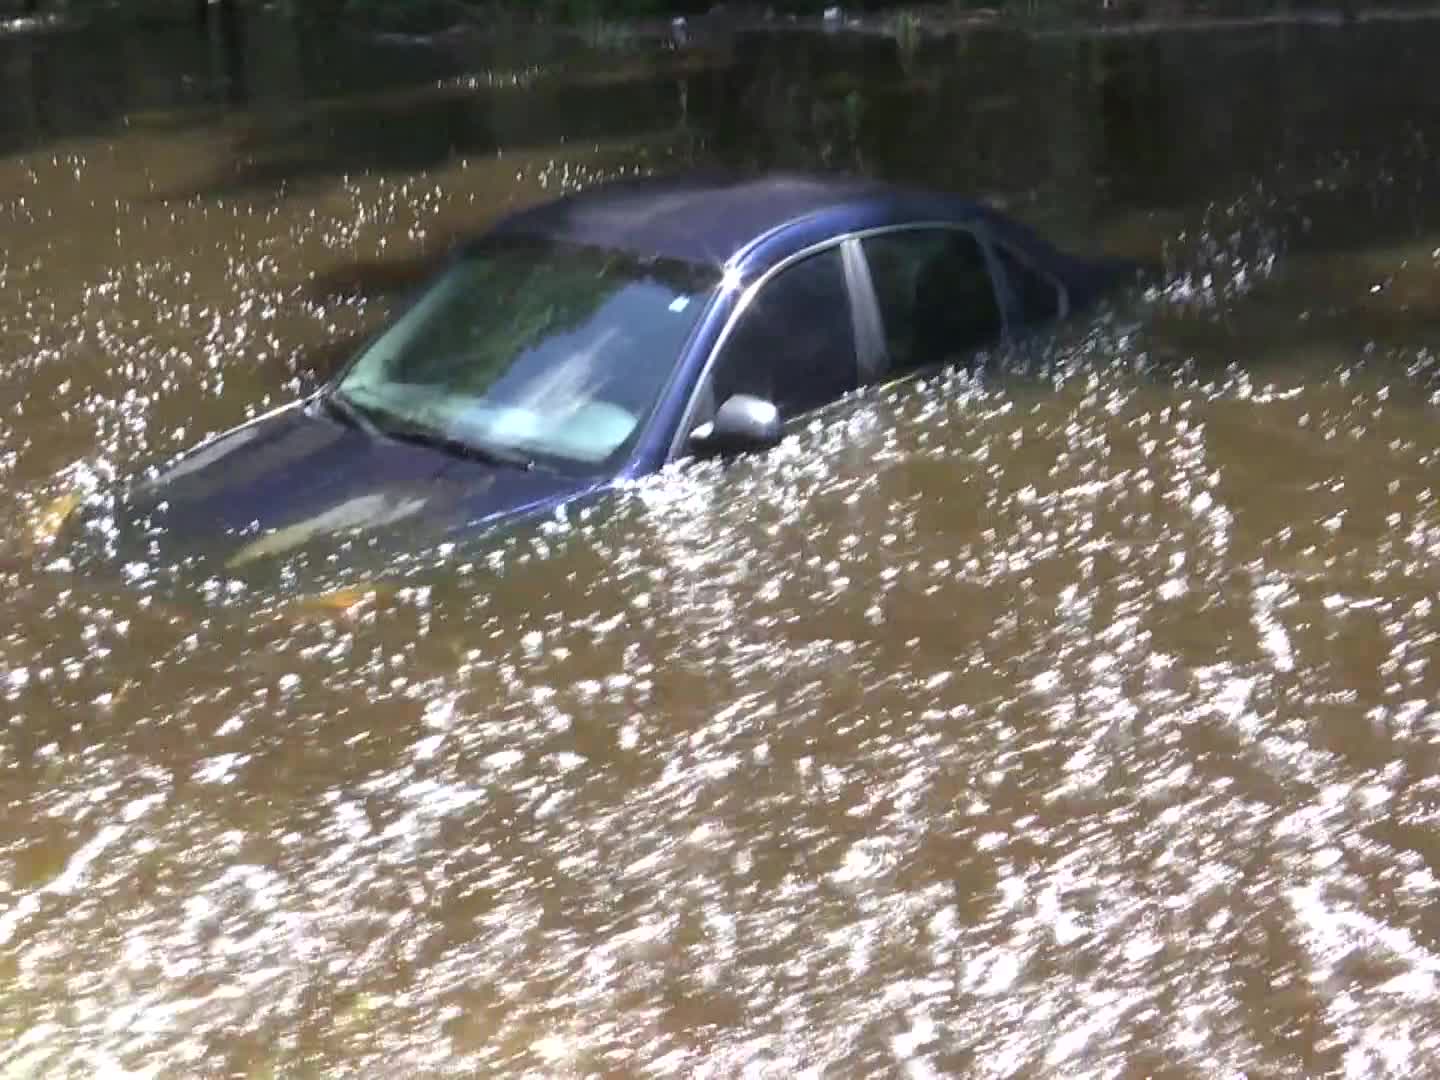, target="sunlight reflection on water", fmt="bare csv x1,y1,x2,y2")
3,12,1440,1077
